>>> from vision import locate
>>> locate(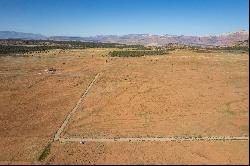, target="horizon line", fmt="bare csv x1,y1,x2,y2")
0,29,249,38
